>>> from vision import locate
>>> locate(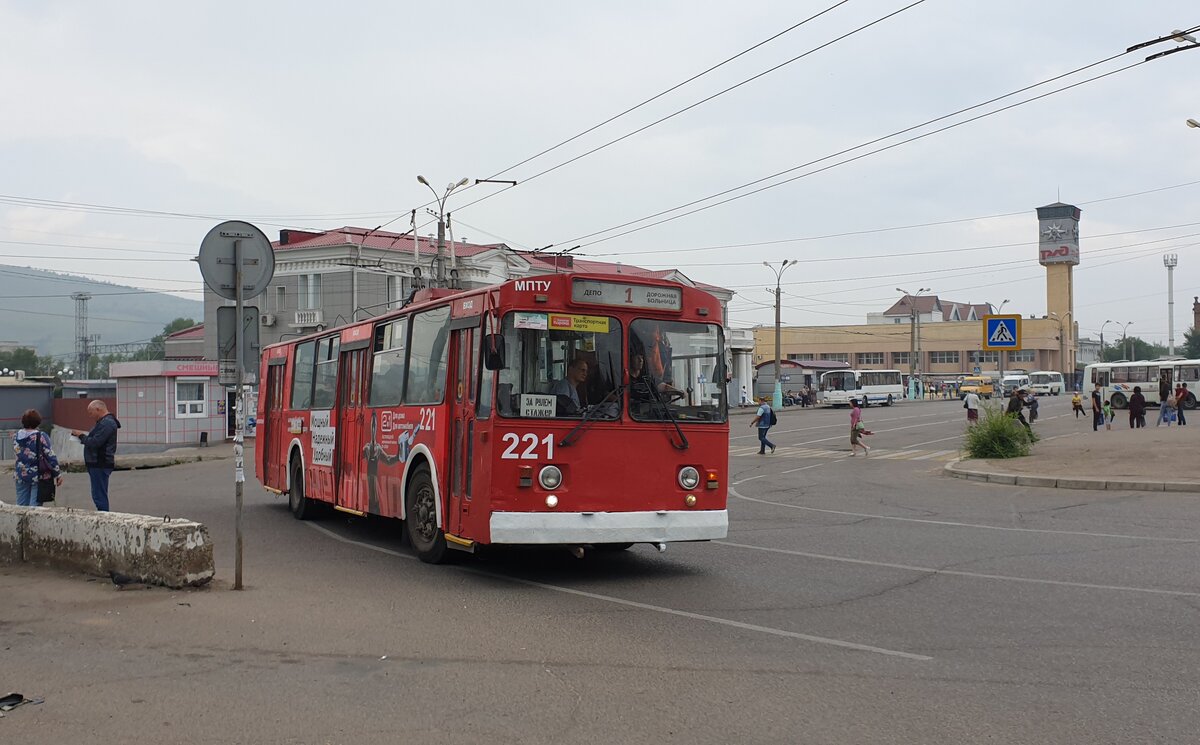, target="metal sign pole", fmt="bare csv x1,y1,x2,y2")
233,238,245,591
